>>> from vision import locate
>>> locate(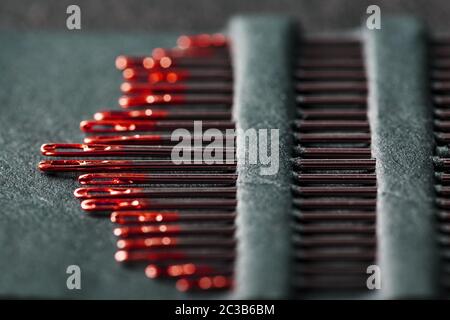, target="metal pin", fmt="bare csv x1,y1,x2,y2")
439,225,450,234
293,199,376,210
297,59,364,69
296,95,367,106
41,143,235,157
114,250,234,263
293,211,376,221
298,47,362,59
295,224,375,235
433,156,450,169
120,82,232,94
84,134,235,145
295,250,375,261
298,109,367,120
434,97,450,107
437,211,450,221
118,94,232,108
436,146,450,157
152,47,229,59
435,110,450,122
114,225,235,238
432,82,450,93
437,198,450,209
435,120,450,132
176,276,232,291
74,187,236,199
295,265,371,275
117,237,235,250
294,147,372,159
122,68,233,83
294,237,375,247
436,185,450,196
94,109,232,121
294,133,371,144
301,38,361,46
78,173,238,185
292,186,377,197
80,120,235,133
39,160,236,172
110,211,236,224
143,56,230,70
299,41,361,51
435,172,450,185
146,263,232,279
80,198,237,212
116,55,230,71
432,71,450,81
176,34,228,49
297,81,366,95
293,173,376,185
295,70,366,81
293,277,370,290
292,158,375,170
294,120,370,132
435,132,450,144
